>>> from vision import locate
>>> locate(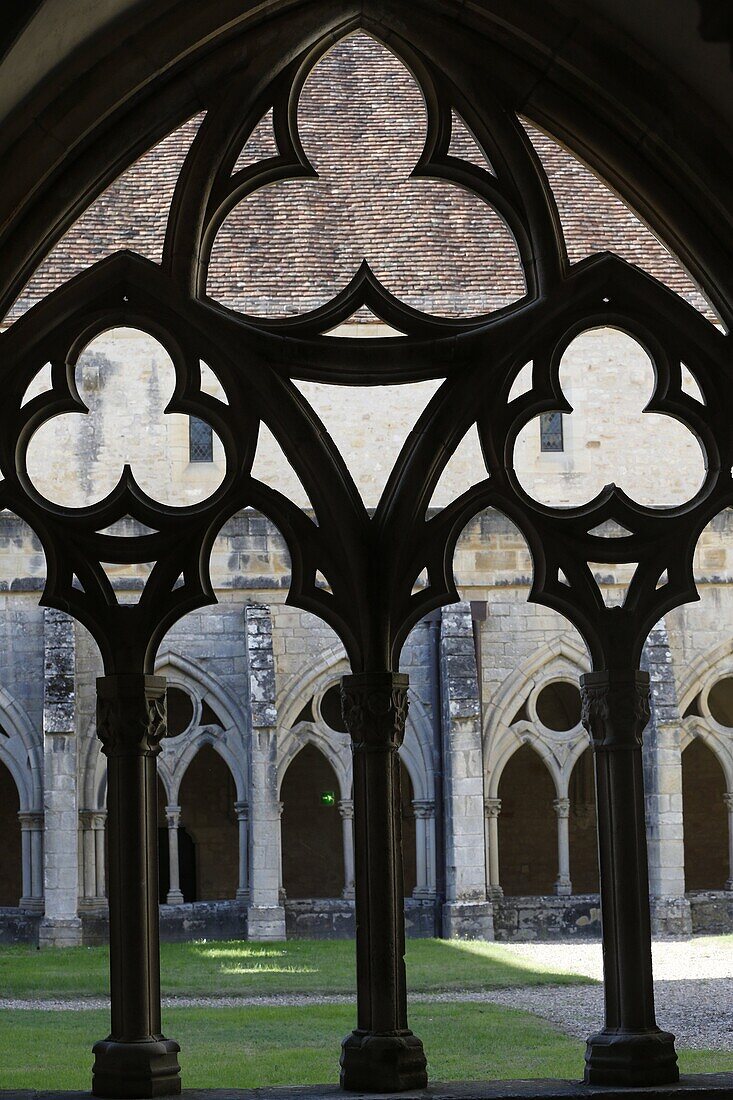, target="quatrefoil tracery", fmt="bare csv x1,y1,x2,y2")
0,27,728,678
